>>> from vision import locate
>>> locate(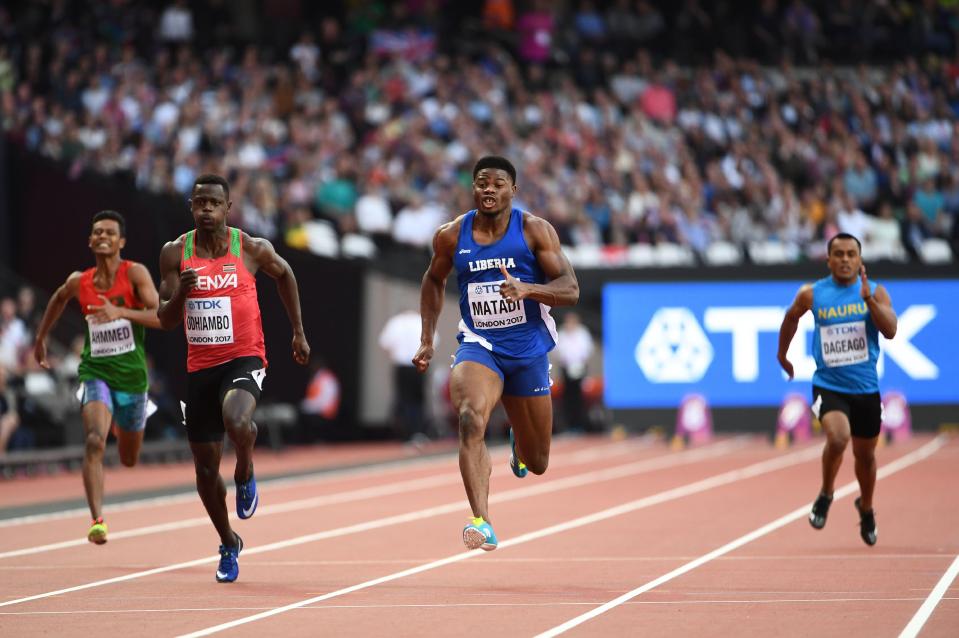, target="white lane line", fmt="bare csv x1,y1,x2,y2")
5,553,950,570
534,435,947,638
0,436,654,530
0,437,663,559
0,438,748,607
0,474,460,560
7,597,959,618
898,553,959,638
175,442,823,637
